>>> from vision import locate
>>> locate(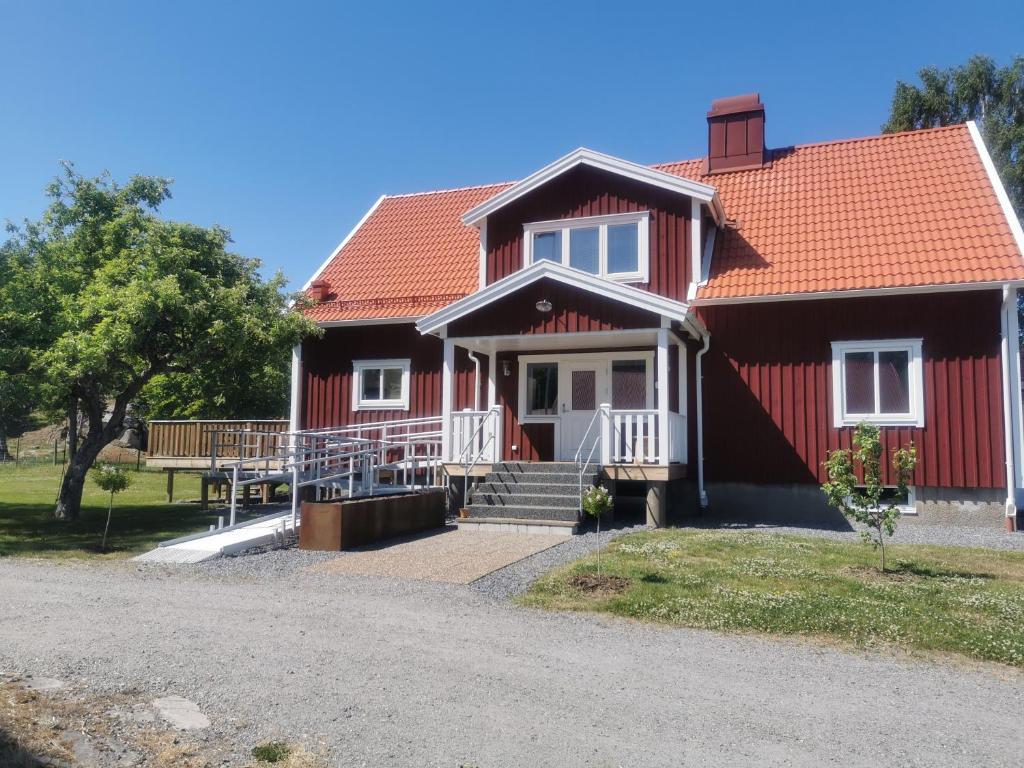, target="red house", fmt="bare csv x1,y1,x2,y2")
292,95,1024,533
